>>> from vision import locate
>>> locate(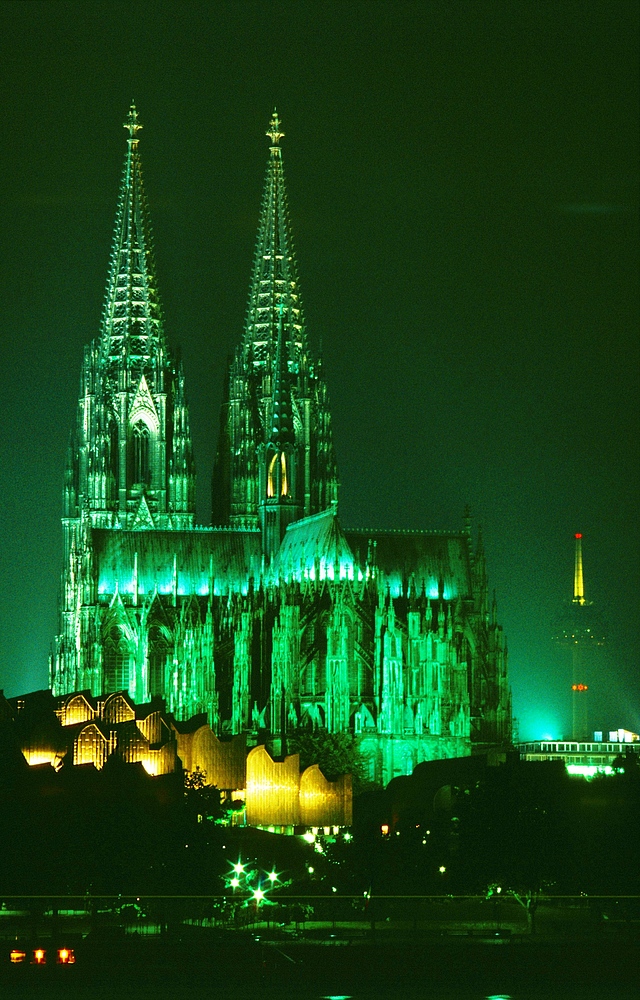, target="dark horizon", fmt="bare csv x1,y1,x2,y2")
1,0,638,740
